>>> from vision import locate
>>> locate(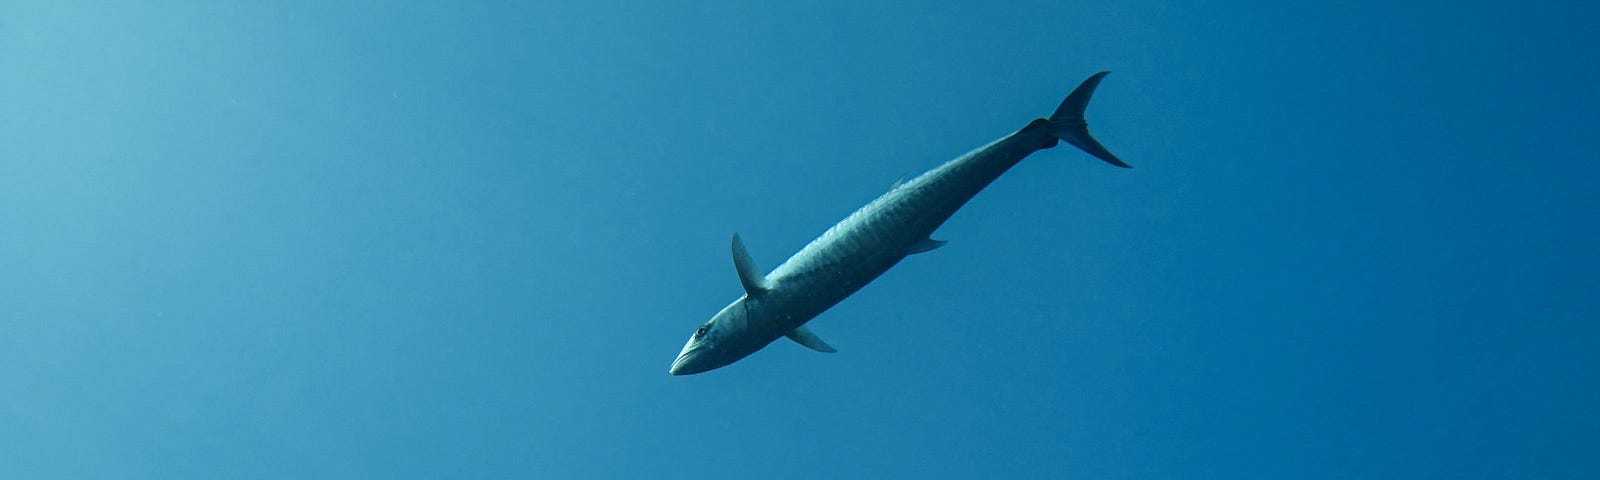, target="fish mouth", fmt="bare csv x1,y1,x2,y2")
669,349,708,376
669,354,688,375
